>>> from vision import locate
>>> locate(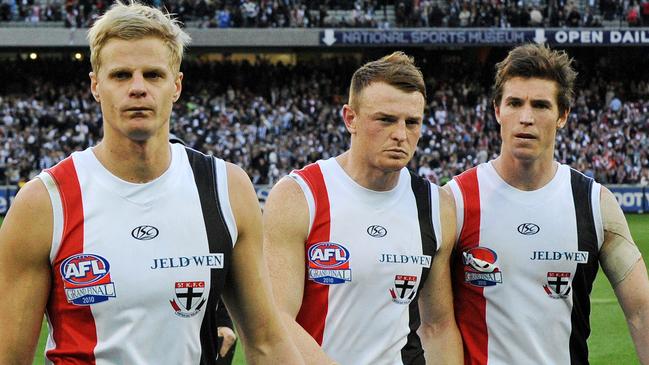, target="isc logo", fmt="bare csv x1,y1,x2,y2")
60,254,111,285
131,225,159,240
308,242,350,268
